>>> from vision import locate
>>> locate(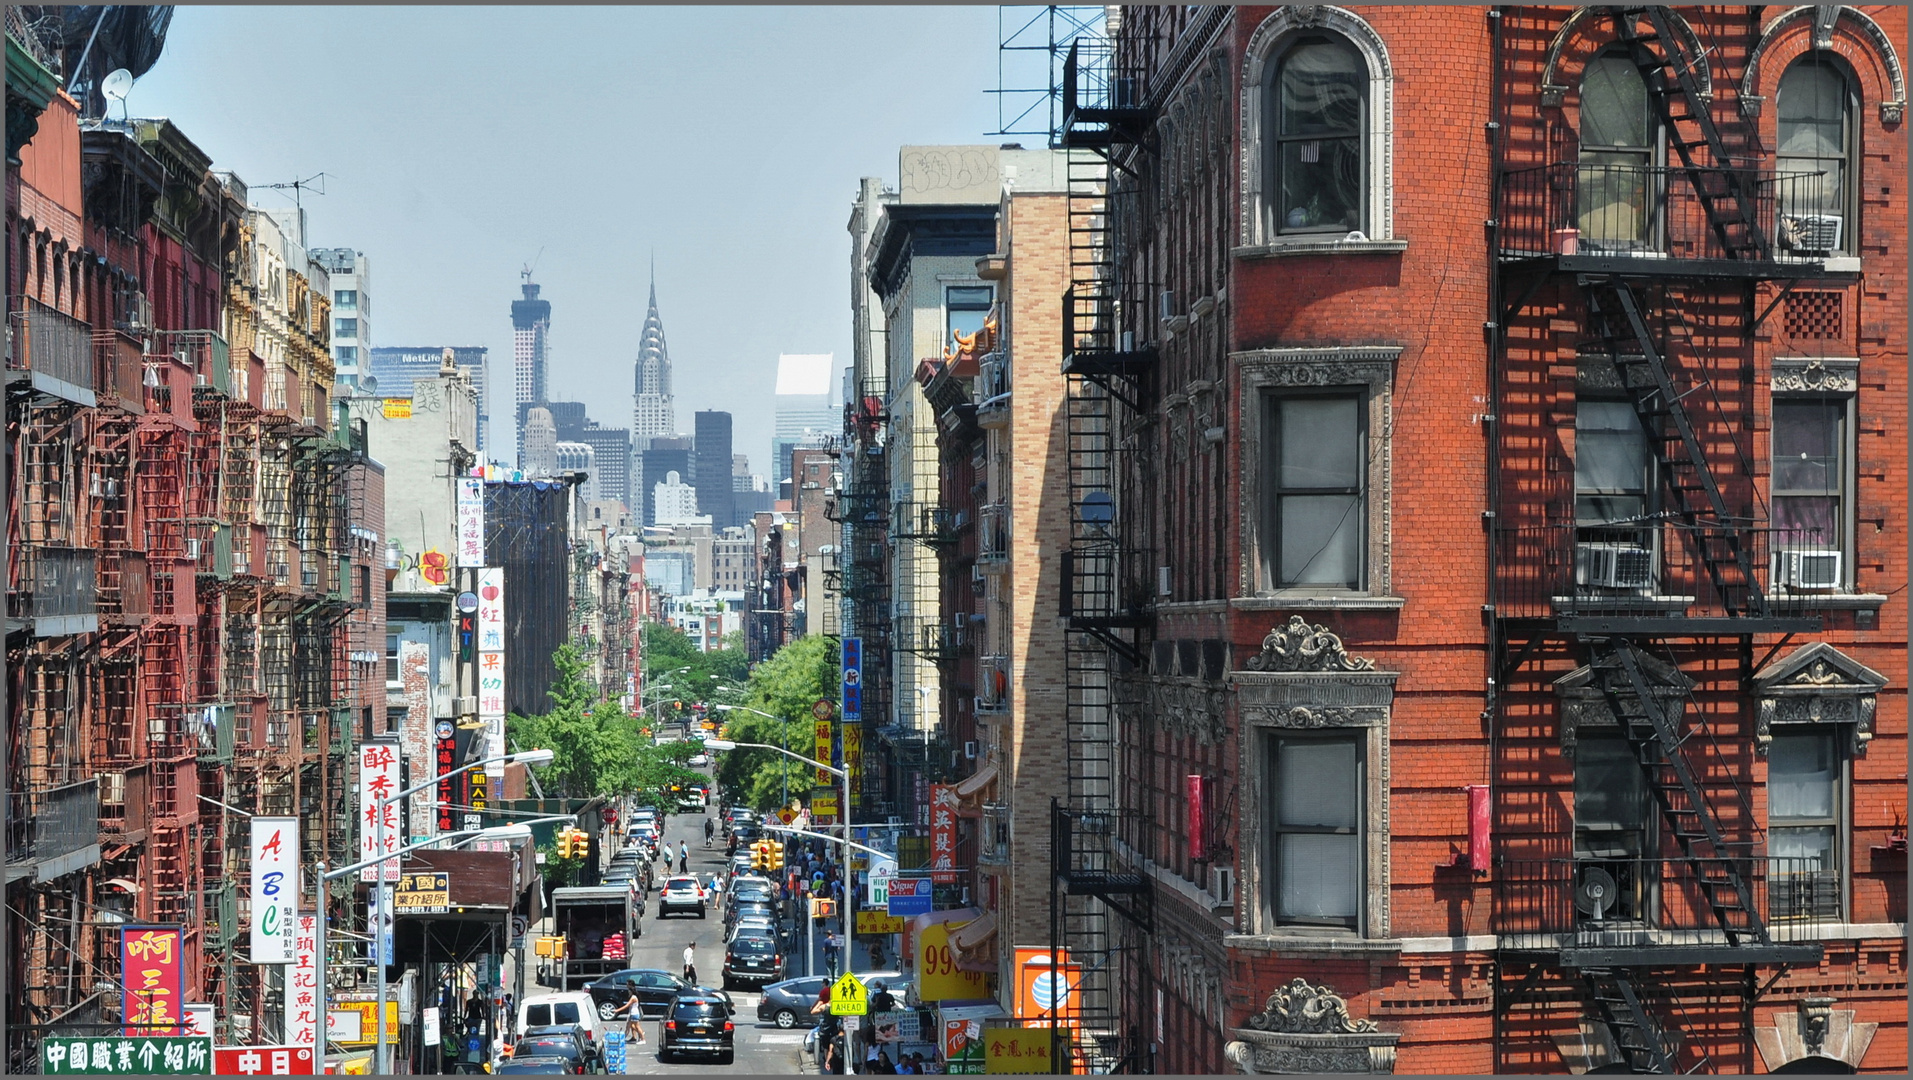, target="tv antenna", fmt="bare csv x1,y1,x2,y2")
259,172,333,209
